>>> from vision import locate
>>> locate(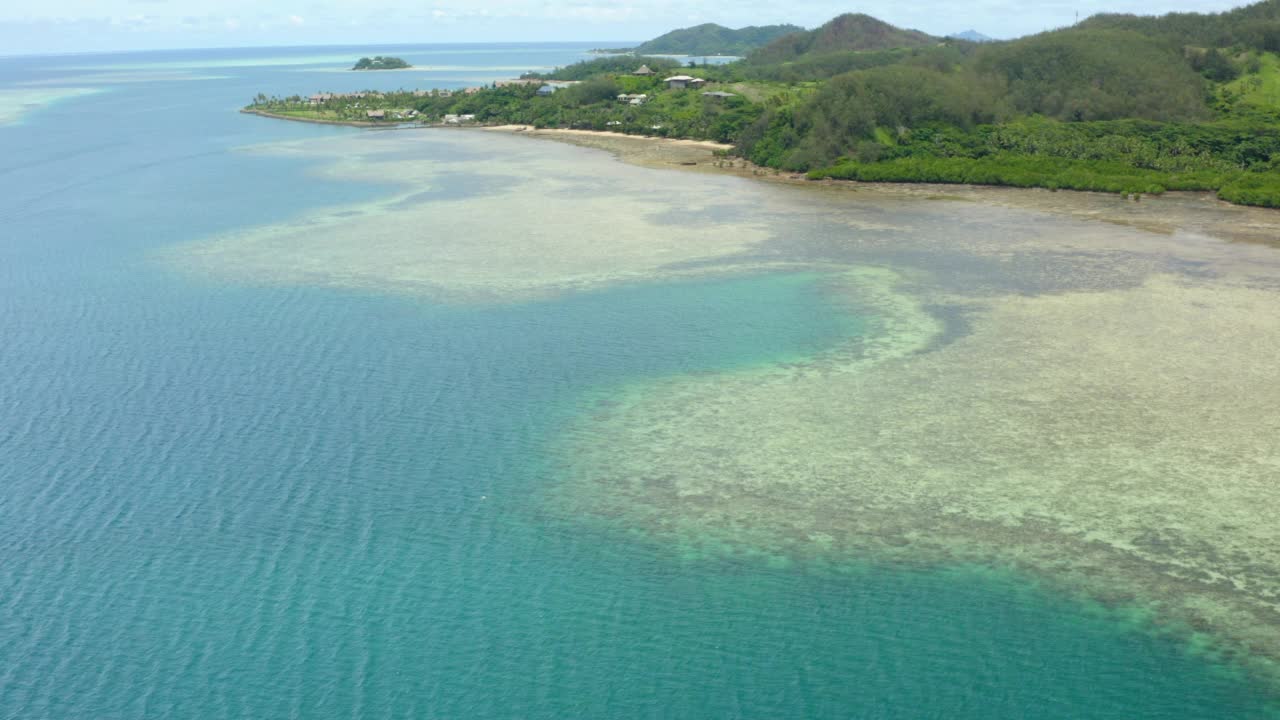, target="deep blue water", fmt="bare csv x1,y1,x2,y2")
1,45,1278,719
